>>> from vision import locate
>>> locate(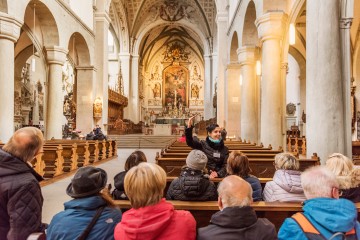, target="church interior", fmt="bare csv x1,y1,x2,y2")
1,0,360,237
